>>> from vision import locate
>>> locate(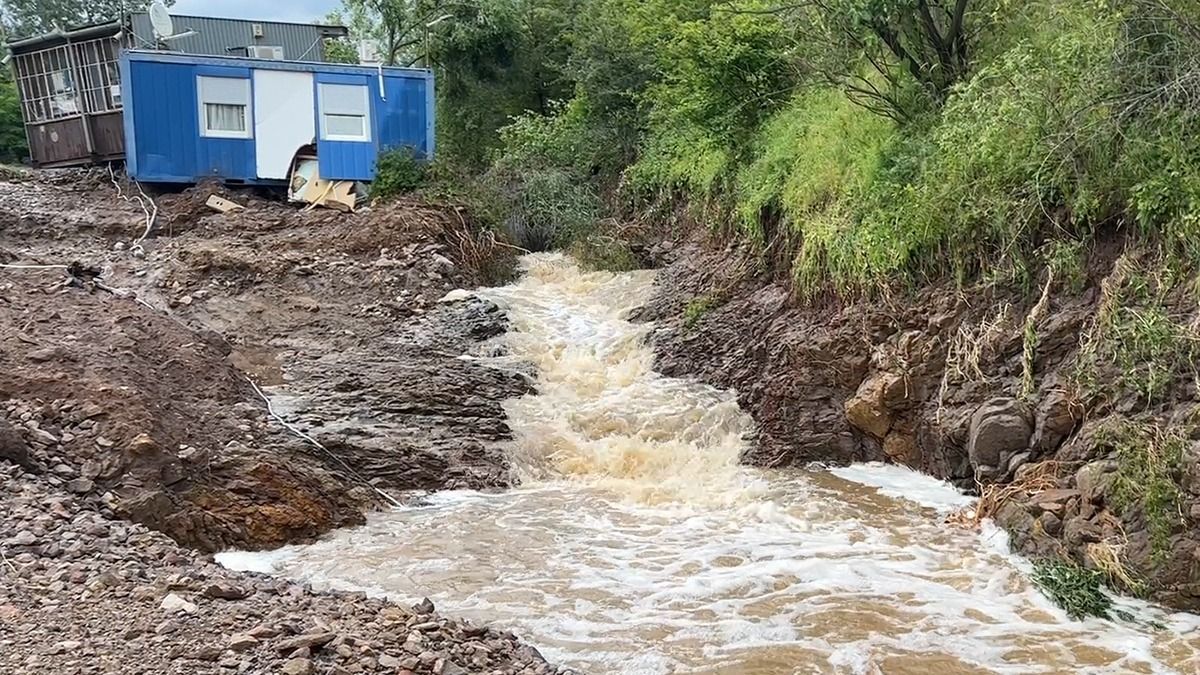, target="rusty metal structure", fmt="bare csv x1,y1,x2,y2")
9,25,128,167
7,13,349,168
